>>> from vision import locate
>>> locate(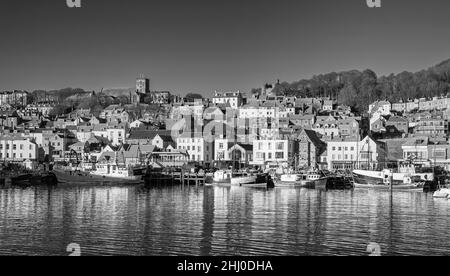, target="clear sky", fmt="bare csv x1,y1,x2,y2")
1,0,449,96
